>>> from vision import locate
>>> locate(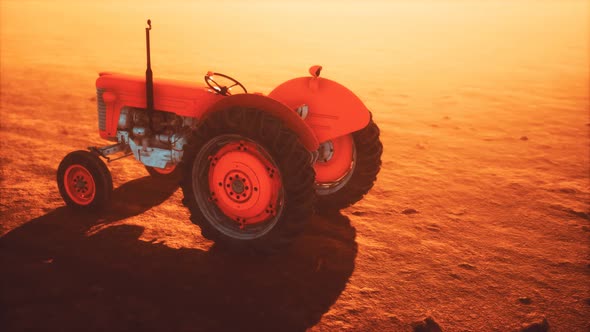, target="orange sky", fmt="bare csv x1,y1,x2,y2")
1,0,588,120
